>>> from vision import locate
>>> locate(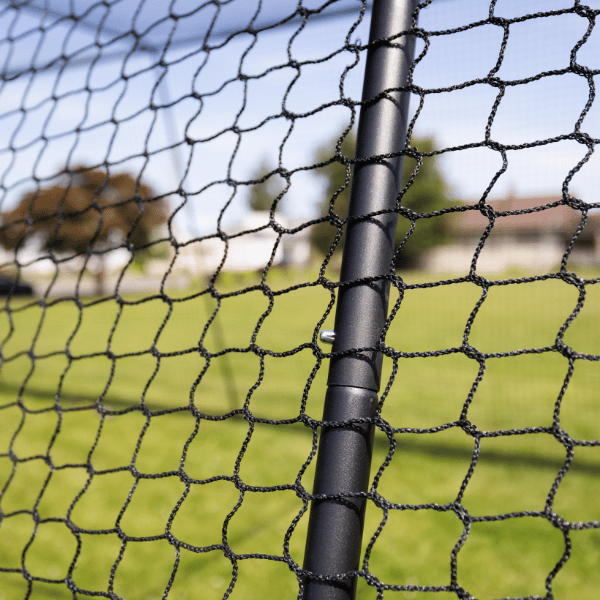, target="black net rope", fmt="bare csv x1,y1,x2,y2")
0,0,599,599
